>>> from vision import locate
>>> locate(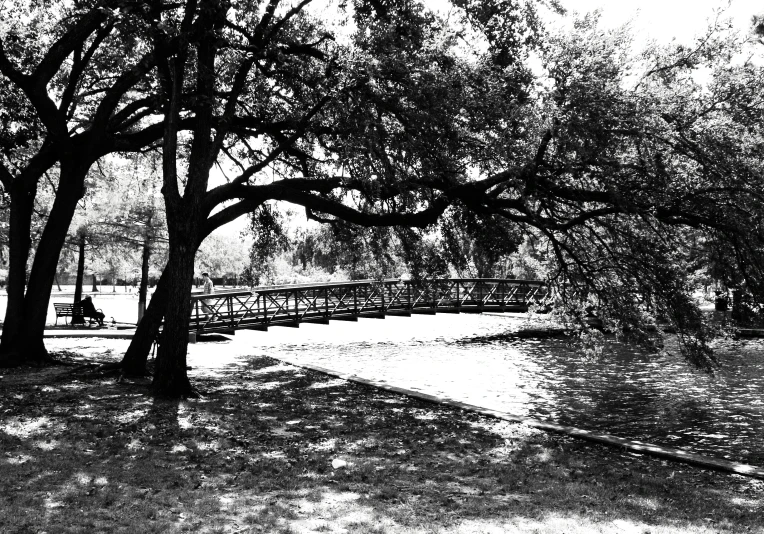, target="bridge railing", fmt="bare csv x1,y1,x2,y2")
187,278,547,333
